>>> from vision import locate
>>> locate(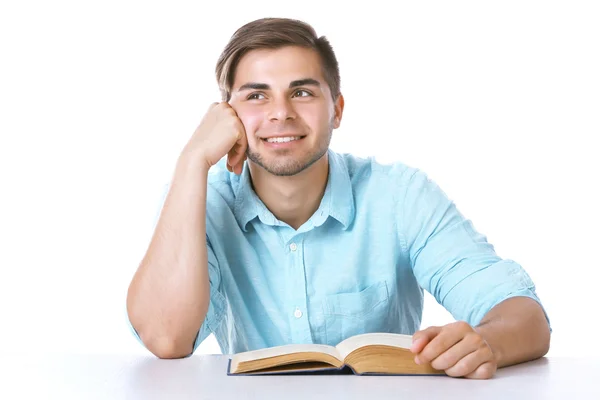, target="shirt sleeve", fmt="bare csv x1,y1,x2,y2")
126,182,226,356
191,236,226,353
398,168,551,329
